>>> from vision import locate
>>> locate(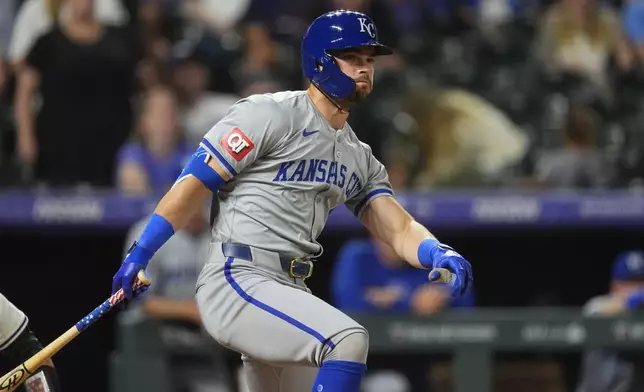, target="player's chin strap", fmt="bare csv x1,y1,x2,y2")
0,327,62,392
313,82,353,114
